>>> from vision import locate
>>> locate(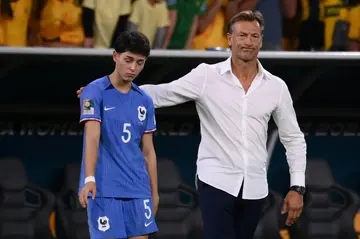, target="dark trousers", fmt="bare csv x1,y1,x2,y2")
197,178,266,239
